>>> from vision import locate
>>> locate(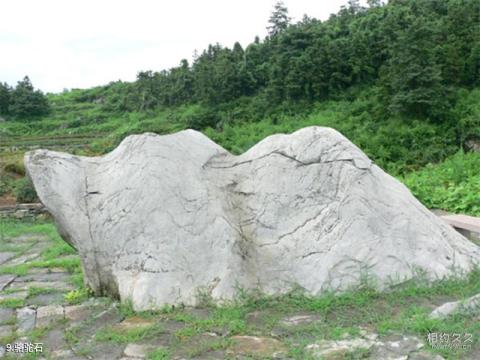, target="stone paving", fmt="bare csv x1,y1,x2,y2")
0,230,477,359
